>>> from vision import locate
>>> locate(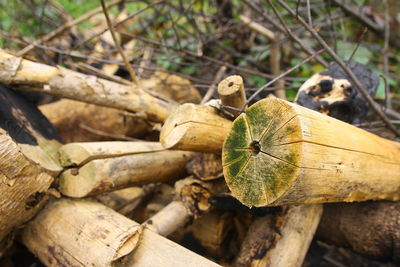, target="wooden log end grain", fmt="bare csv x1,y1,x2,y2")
222,97,400,207
217,75,246,117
